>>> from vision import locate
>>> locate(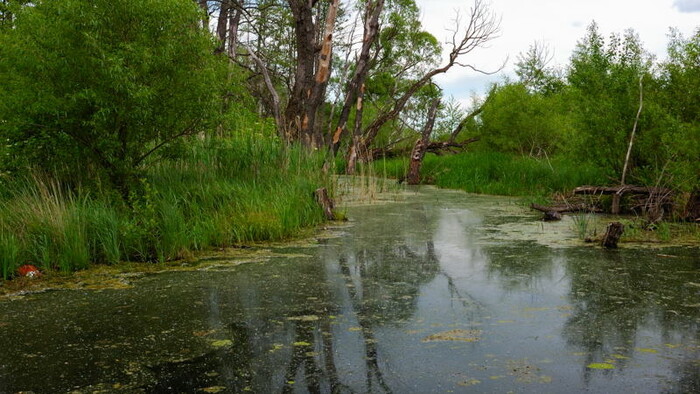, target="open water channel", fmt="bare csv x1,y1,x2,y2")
0,186,698,393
